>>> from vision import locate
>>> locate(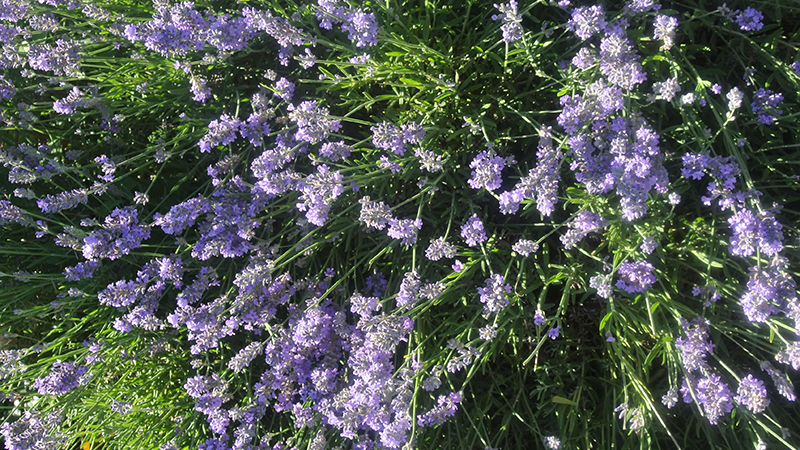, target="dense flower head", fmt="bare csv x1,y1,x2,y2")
273,77,295,101
417,392,462,427
288,101,341,144
37,188,89,213
728,208,783,257
734,7,764,31
735,375,769,413
460,214,487,247
653,76,680,101
63,260,100,281
492,1,523,44
740,257,797,323
426,236,456,261
28,39,81,76
468,149,510,191
560,211,607,249
512,239,539,257
696,373,734,425
776,342,800,371
0,411,67,450
615,260,655,294
297,164,344,226
341,9,380,47
761,361,796,401
371,121,424,155
653,15,678,50
199,114,241,152
676,318,715,372
589,274,612,298
751,88,783,125
567,5,606,40
726,87,743,111
33,361,88,395
387,218,422,247
83,207,150,261
598,24,647,89
477,274,511,315
358,196,393,230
